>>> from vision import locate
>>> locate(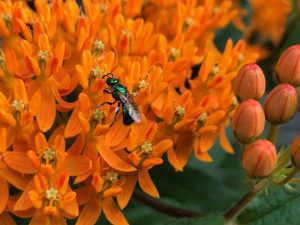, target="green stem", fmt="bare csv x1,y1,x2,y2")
267,124,279,144
224,179,267,221
271,167,299,186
